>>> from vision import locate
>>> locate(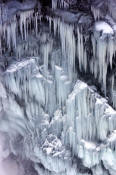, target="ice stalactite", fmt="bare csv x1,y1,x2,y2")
76,21,115,94
111,75,116,109
61,80,116,170
91,6,100,21
6,19,17,50
108,38,114,69
1,8,115,97
55,66,71,107
59,22,76,79
52,0,69,9
0,9,39,55
91,35,115,94
19,10,34,40
35,12,39,37
48,16,116,94
59,0,69,8
41,40,53,74
52,0,58,9
77,27,87,72
16,10,40,58
48,17,76,80
0,28,2,56
0,4,17,52
0,16,17,51
17,10,41,58
97,39,107,93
